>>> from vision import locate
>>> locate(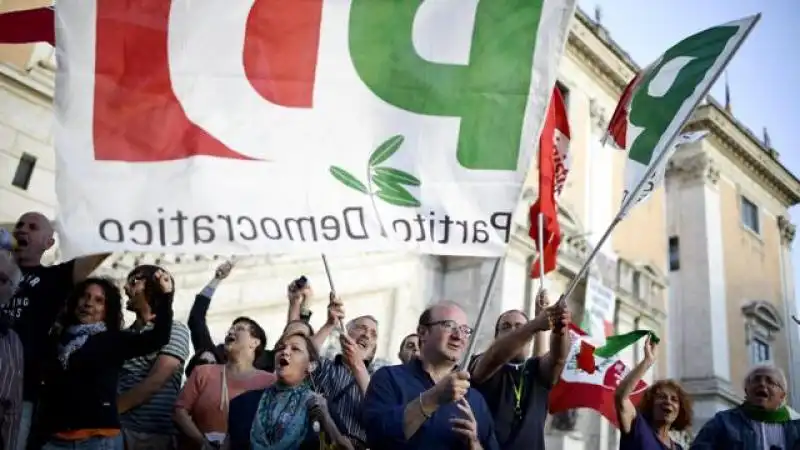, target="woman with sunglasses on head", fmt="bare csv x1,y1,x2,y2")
224,332,353,450
37,266,175,450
